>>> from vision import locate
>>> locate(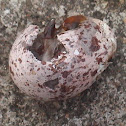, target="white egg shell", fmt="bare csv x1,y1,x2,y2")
9,17,117,101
